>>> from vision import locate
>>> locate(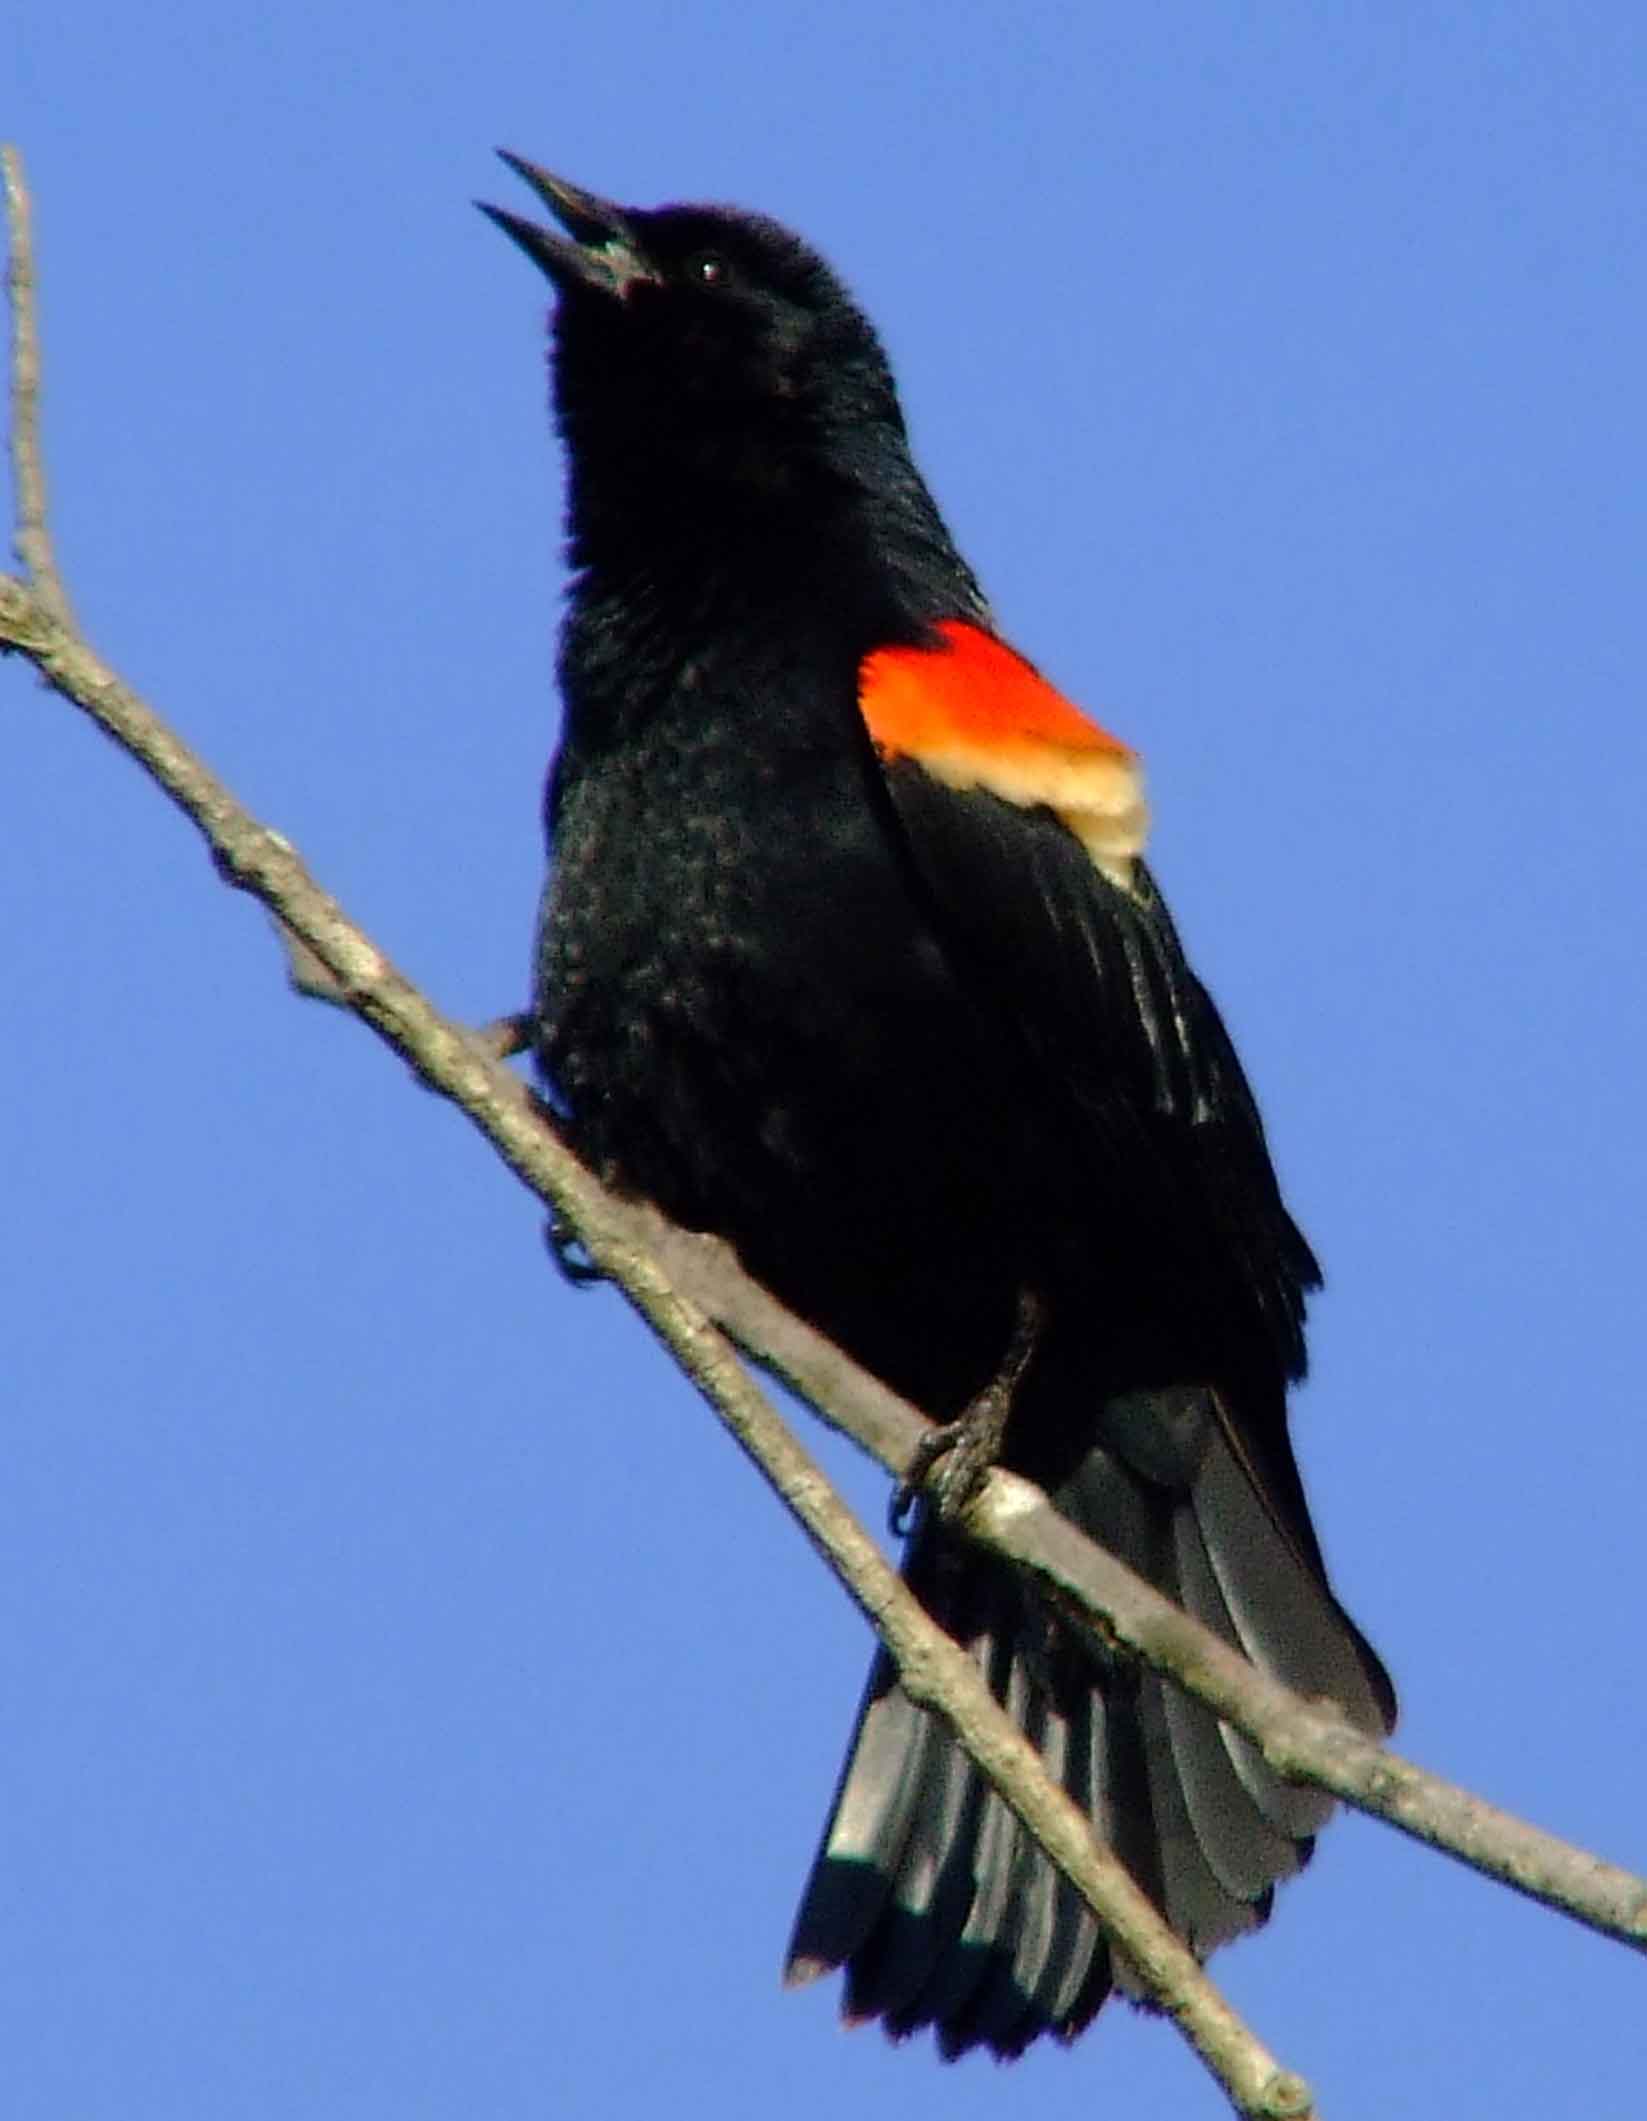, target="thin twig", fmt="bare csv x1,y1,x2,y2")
2,146,72,629
473,1010,533,1061
975,1477,1647,1948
